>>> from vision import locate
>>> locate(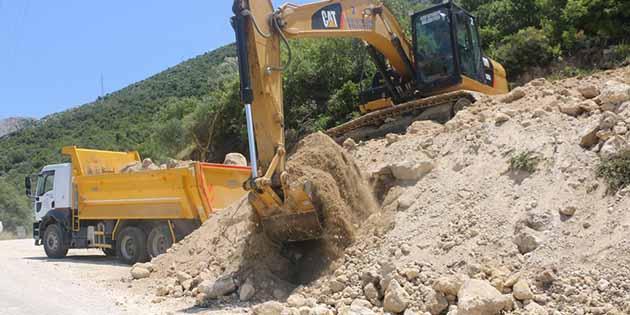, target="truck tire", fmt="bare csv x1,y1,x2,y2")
43,223,68,259
116,226,148,265
147,225,173,258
